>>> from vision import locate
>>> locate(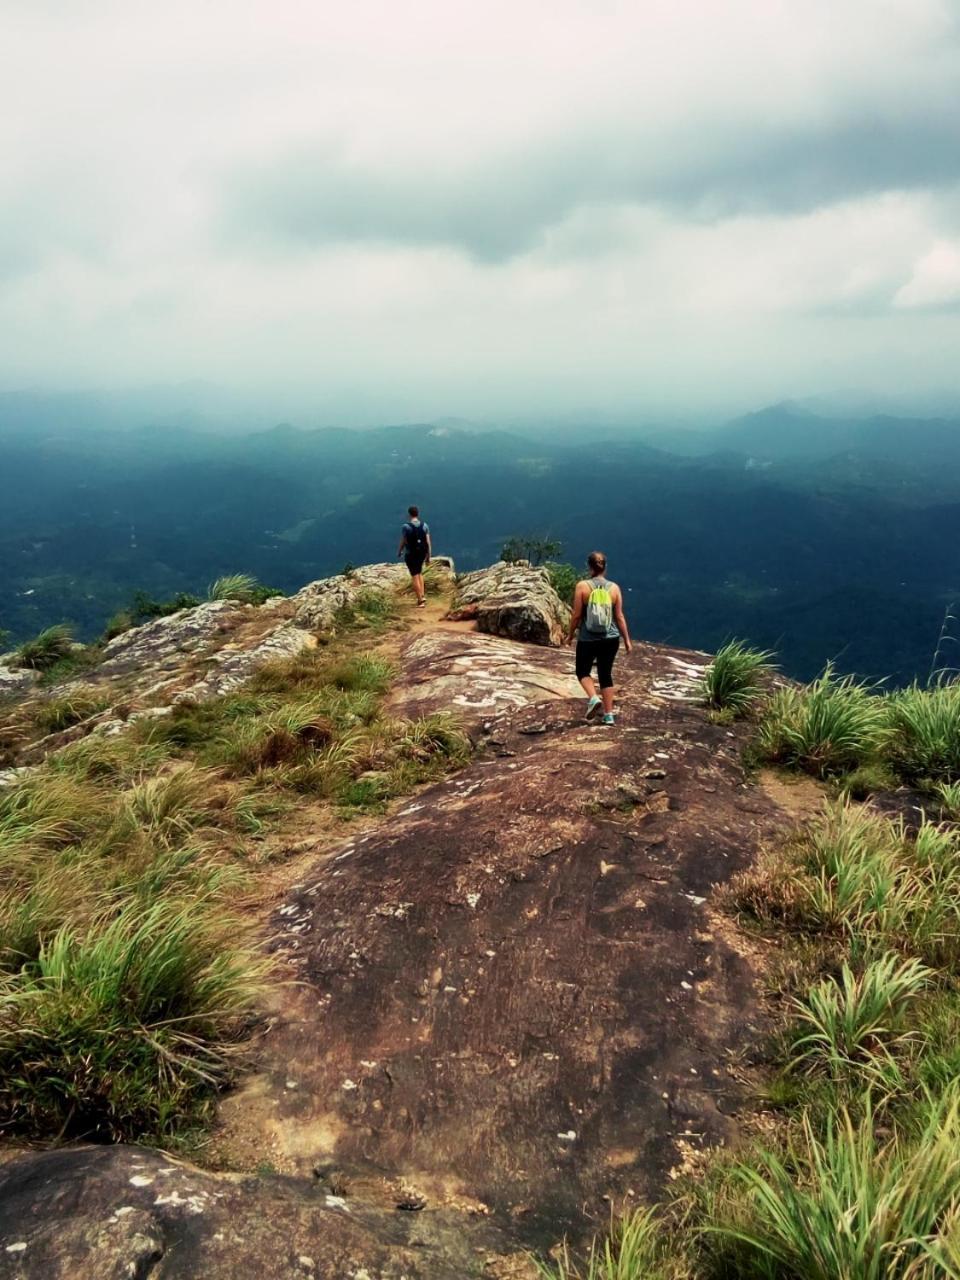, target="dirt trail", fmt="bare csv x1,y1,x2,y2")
211,610,799,1253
